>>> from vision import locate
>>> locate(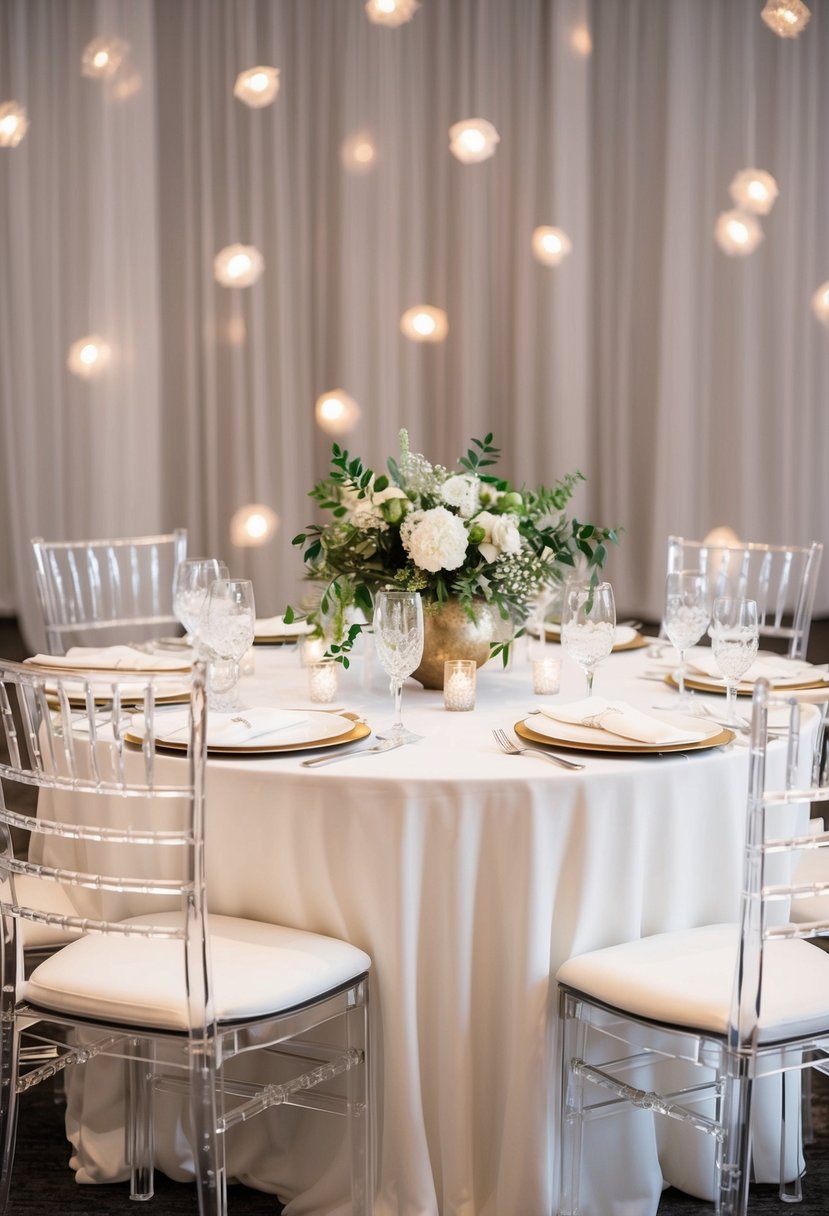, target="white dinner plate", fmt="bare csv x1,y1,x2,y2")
517,710,728,754
127,709,369,755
